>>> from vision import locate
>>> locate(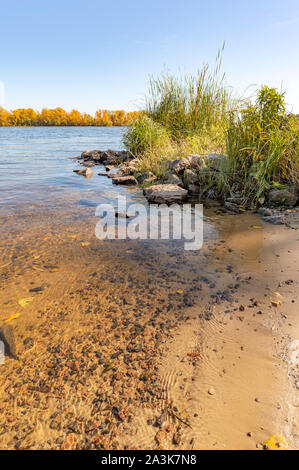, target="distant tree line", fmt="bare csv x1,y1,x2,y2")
0,107,141,126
